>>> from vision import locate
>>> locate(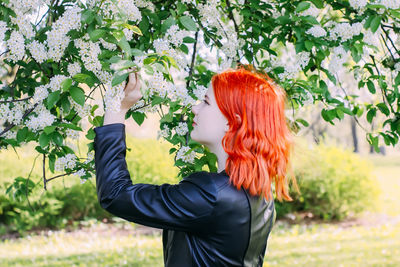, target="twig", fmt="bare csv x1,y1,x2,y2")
0,102,39,137
369,55,395,115
43,154,47,190
25,154,41,212
0,96,33,104
380,33,395,61
335,74,370,133
380,25,399,55
186,31,199,88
